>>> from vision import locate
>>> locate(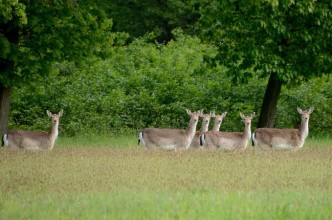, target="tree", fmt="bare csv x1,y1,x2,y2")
195,0,332,127
0,0,113,135
103,0,199,43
